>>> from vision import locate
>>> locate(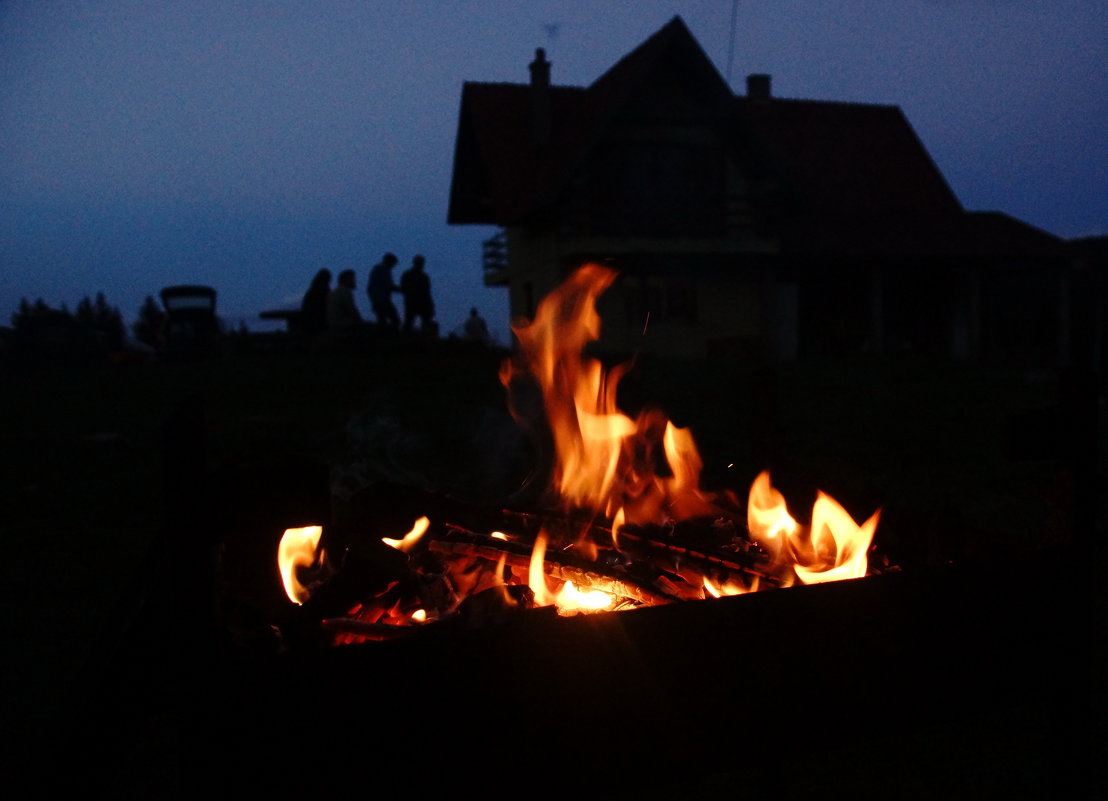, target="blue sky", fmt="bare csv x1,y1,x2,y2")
2,0,1105,340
